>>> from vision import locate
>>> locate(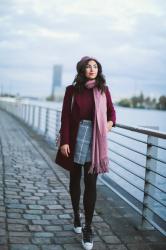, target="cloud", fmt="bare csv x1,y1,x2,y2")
0,0,166,97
